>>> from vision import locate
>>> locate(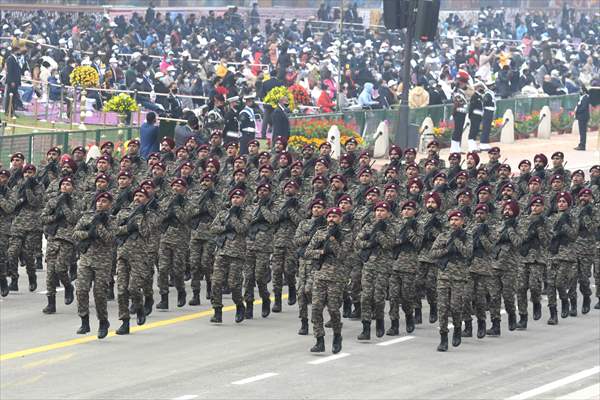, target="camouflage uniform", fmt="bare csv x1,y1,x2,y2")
569,204,597,304
416,211,444,312
491,218,521,320
0,184,15,287
546,211,578,308
73,211,116,321
465,221,497,323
